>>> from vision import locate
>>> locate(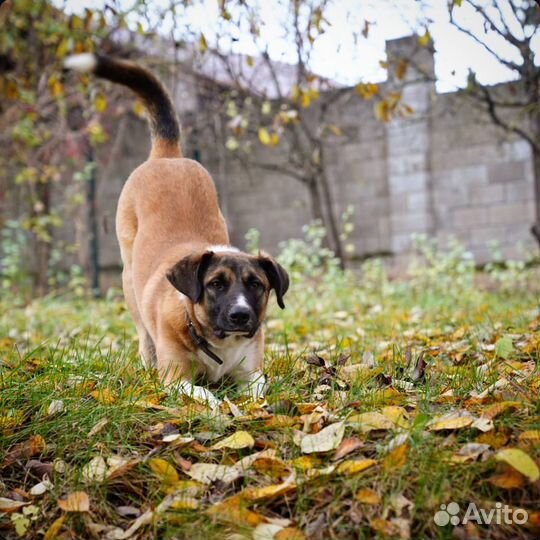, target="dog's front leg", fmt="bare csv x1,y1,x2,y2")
155,341,221,409
234,369,268,401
